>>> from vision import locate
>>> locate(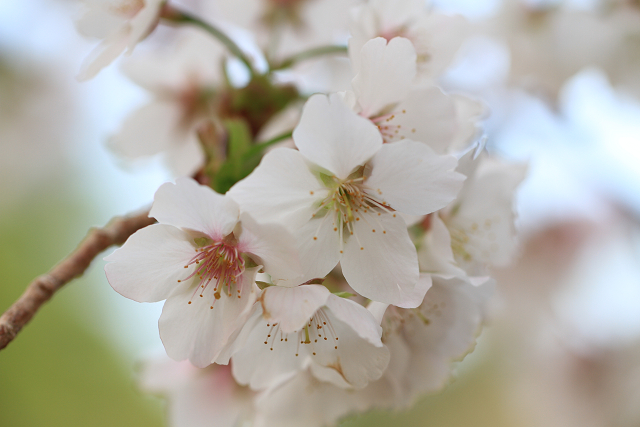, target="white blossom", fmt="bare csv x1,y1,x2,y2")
419,153,527,277
111,30,225,177
230,285,390,391
76,0,164,80
104,178,301,367
229,93,464,307
350,0,467,83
